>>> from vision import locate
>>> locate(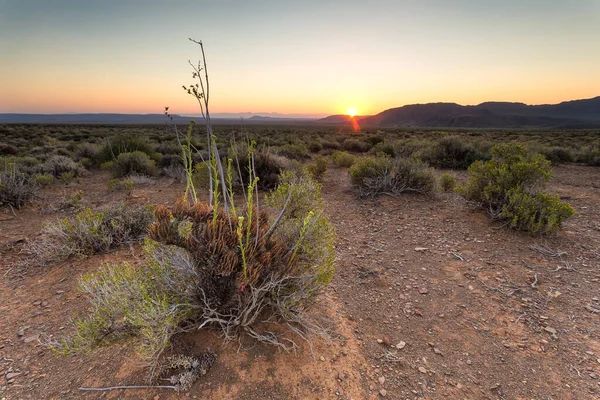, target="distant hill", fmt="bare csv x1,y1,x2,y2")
320,96,600,128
